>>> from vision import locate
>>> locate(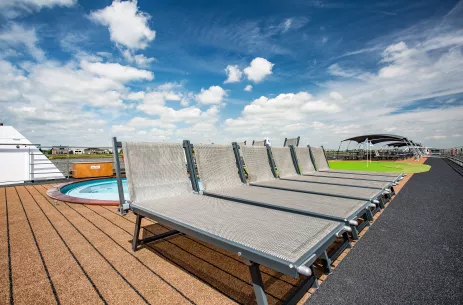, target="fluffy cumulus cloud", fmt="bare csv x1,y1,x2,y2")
243,57,274,83
195,86,227,105
225,92,342,137
90,0,156,49
224,65,242,83
244,85,253,92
